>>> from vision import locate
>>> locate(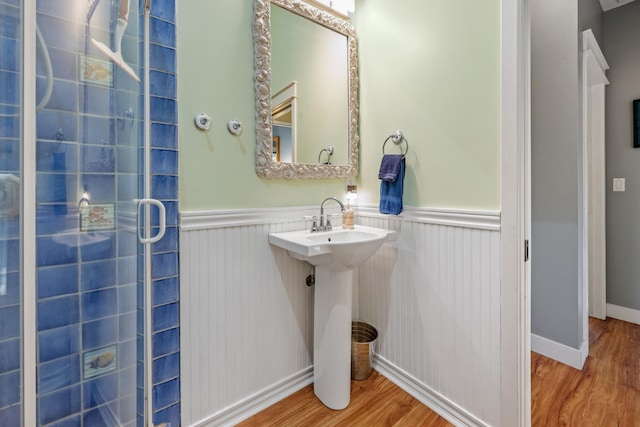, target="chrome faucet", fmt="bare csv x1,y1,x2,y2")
316,197,345,232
